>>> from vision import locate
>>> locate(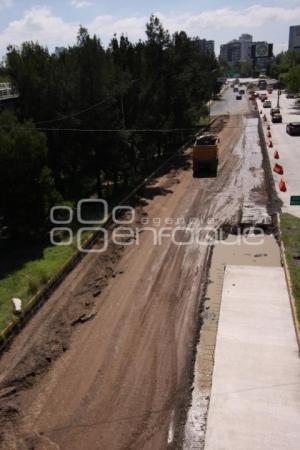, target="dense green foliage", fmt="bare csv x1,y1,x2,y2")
0,111,60,238
1,15,220,238
280,213,300,324
270,50,300,92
